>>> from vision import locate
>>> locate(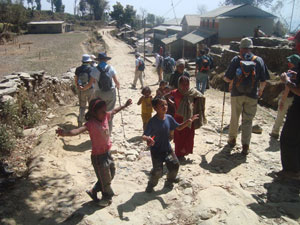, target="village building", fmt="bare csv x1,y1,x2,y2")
27,21,74,34
200,4,276,44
